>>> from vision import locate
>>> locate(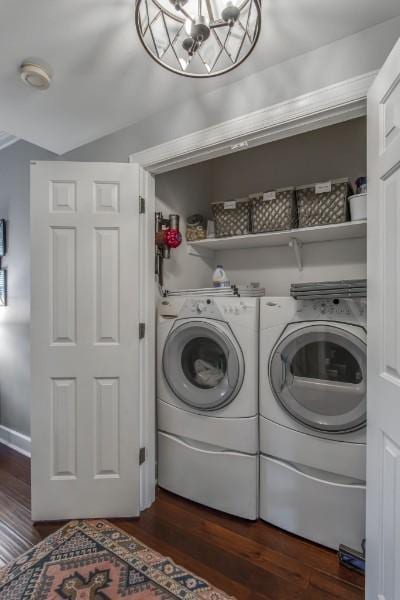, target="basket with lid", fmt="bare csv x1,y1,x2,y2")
250,187,297,233
211,198,251,237
295,178,352,228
